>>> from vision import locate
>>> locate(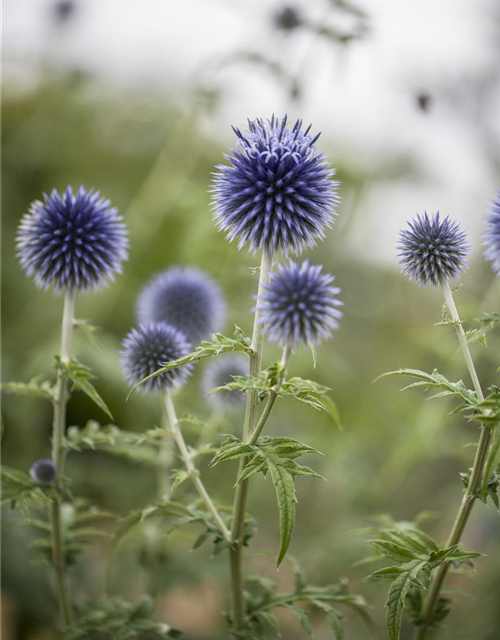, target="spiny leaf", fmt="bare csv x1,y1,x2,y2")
369,539,419,563
213,435,323,564
56,357,112,419
313,601,345,640
376,368,477,409
62,596,181,639
282,603,313,635
73,318,103,350
1,377,56,400
386,560,427,640
269,461,296,565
